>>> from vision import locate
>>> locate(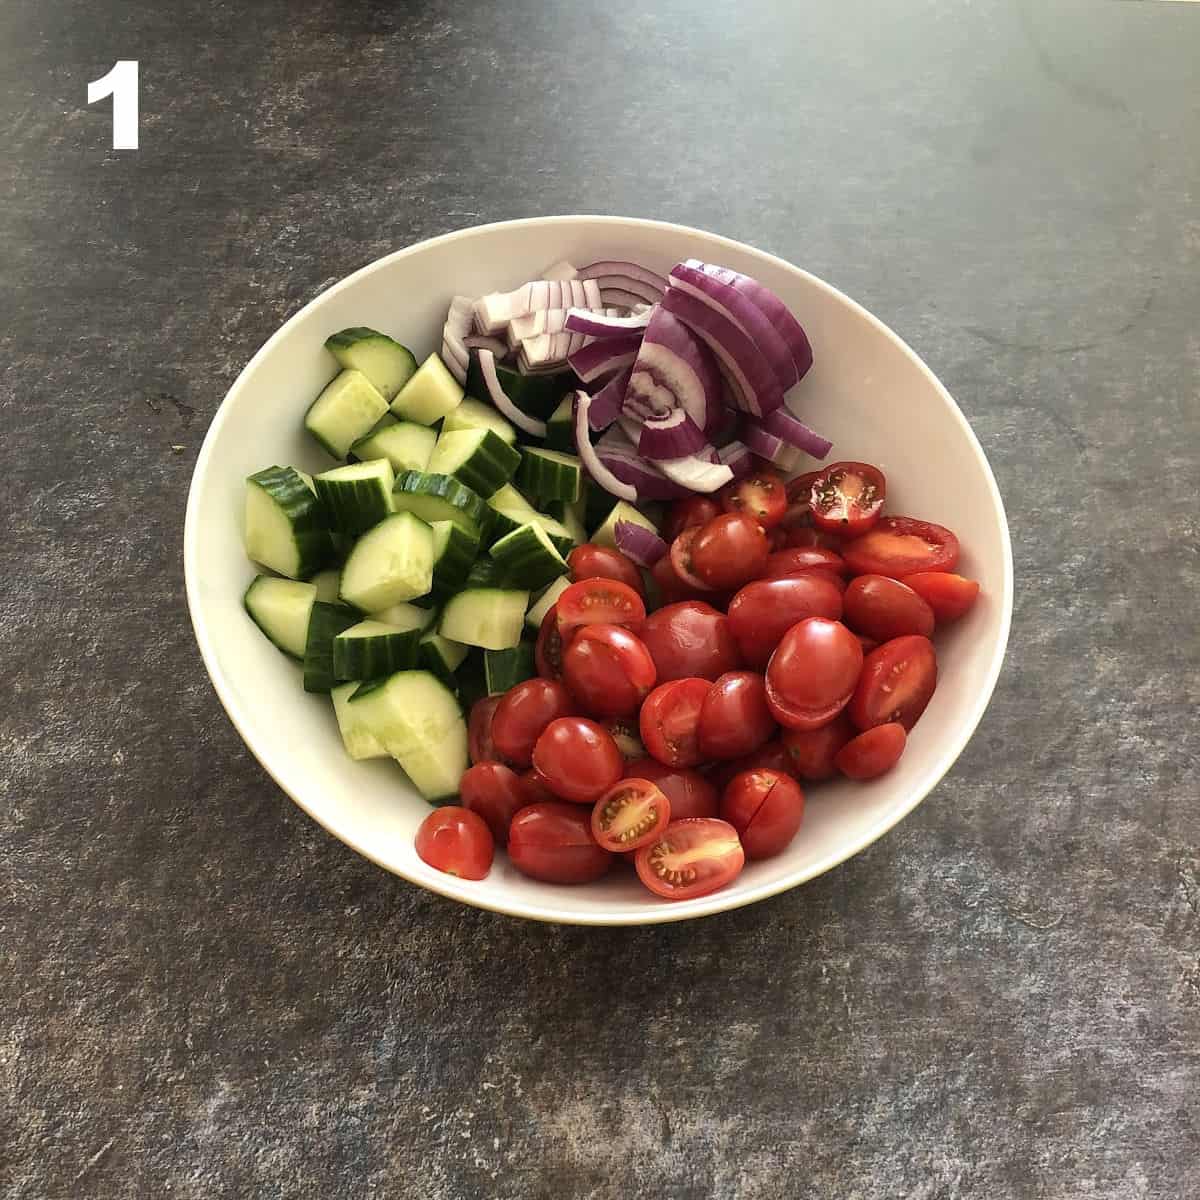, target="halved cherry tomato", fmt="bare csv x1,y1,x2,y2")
719,769,805,860
561,623,656,717
849,635,937,731
604,717,646,760
781,714,856,781
568,544,645,597
808,461,886,536
634,818,745,900
843,575,935,641
639,601,742,682
639,677,712,767
697,671,777,760
556,578,646,637
508,803,613,884
763,547,849,580
664,495,721,542
491,679,575,767
709,739,795,793
591,778,671,852
669,526,715,592
835,722,907,779
719,467,788,529
727,575,845,670
785,525,845,552
535,605,566,679
650,549,703,606
904,572,981,621
689,513,770,590
415,807,494,880
782,471,821,528
459,762,526,845
624,757,719,820
468,695,504,764
842,516,960,578
531,717,624,803
765,617,864,730
518,768,557,807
